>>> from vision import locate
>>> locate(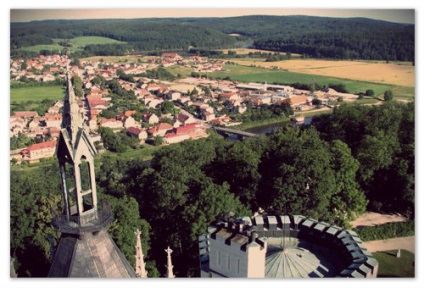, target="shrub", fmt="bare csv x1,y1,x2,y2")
352,220,414,241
